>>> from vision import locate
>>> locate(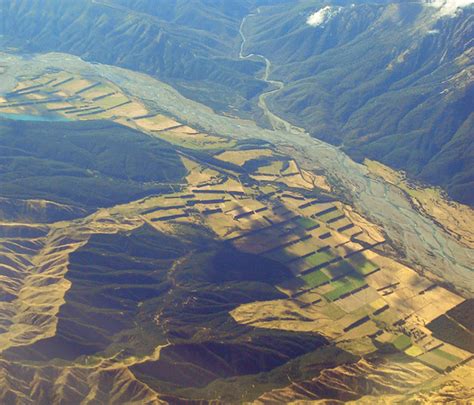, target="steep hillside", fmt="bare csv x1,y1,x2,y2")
0,60,473,404
0,119,186,220
0,3,473,402
243,0,474,204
